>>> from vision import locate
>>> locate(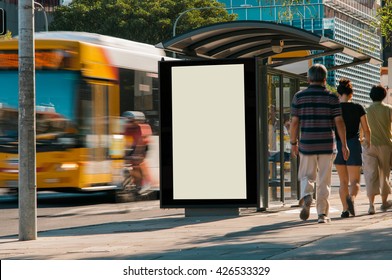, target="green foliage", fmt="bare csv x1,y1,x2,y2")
50,0,236,44
377,0,392,45
326,84,337,95
0,30,12,40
